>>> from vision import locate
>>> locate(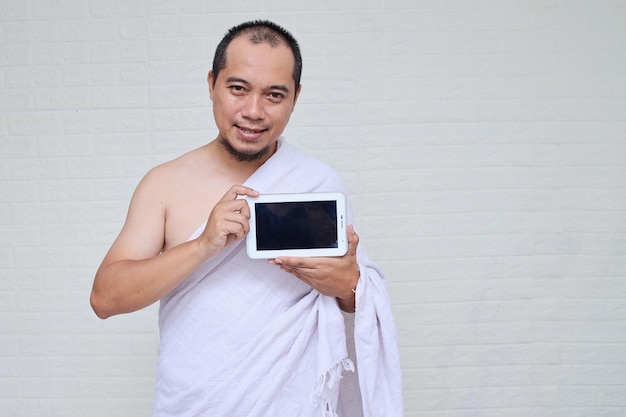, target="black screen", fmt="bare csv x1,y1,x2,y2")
255,200,338,251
